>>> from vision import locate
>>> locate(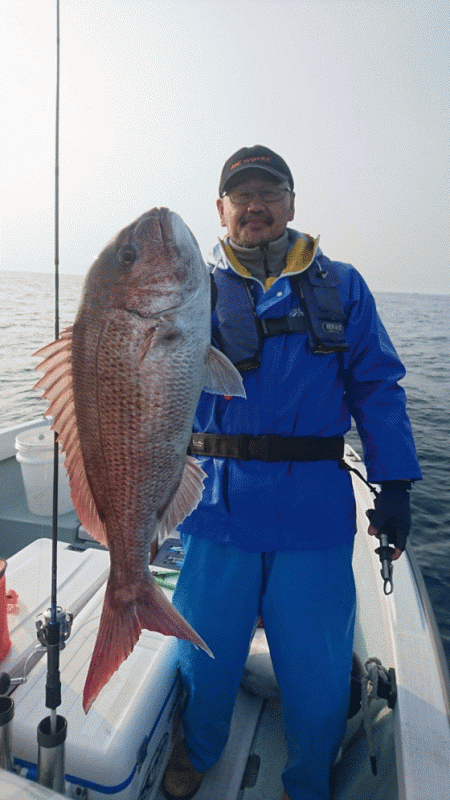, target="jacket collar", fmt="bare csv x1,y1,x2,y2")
210,229,321,291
